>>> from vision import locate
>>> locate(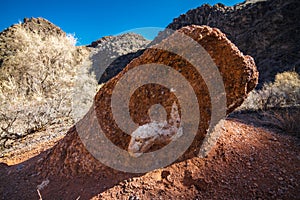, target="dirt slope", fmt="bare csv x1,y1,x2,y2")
1,115,299,199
